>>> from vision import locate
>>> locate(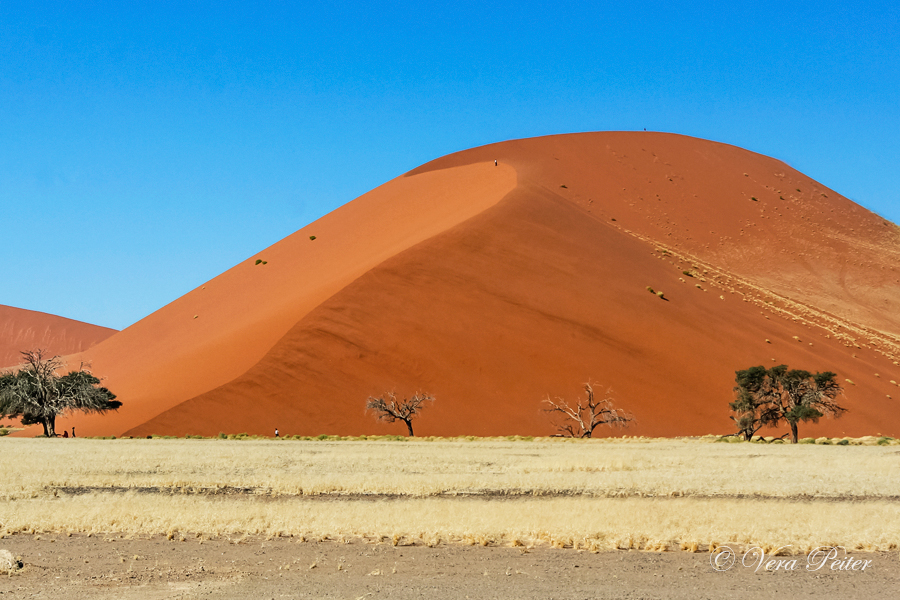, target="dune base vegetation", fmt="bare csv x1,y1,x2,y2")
1,436,898,554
